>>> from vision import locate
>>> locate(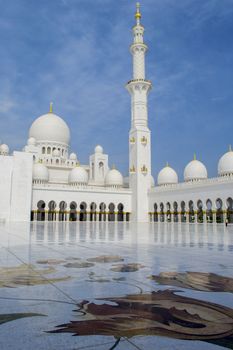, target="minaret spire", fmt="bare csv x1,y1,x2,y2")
135,2,141,25
126,3,152,222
